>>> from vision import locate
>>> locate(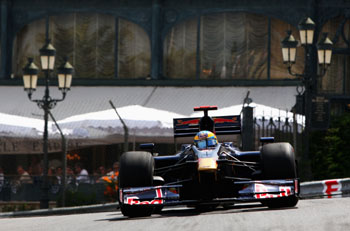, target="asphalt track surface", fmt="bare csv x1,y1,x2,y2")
0,198,349,231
